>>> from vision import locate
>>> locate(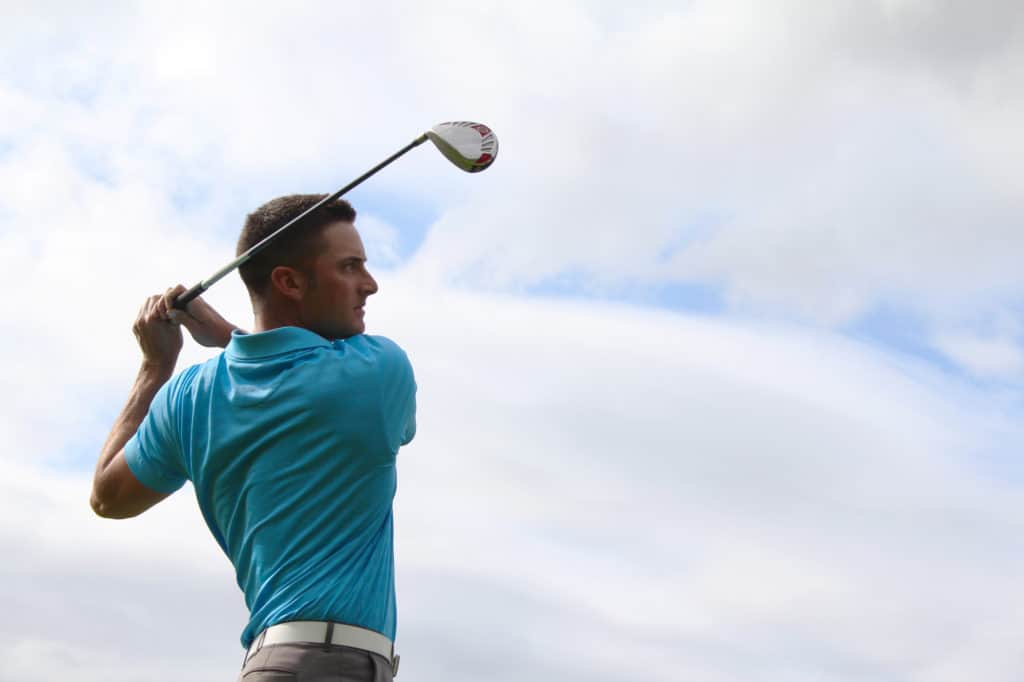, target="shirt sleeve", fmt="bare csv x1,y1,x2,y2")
376,337,417,451
397,346,417,447
400,374,417,447
123,373,190,494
